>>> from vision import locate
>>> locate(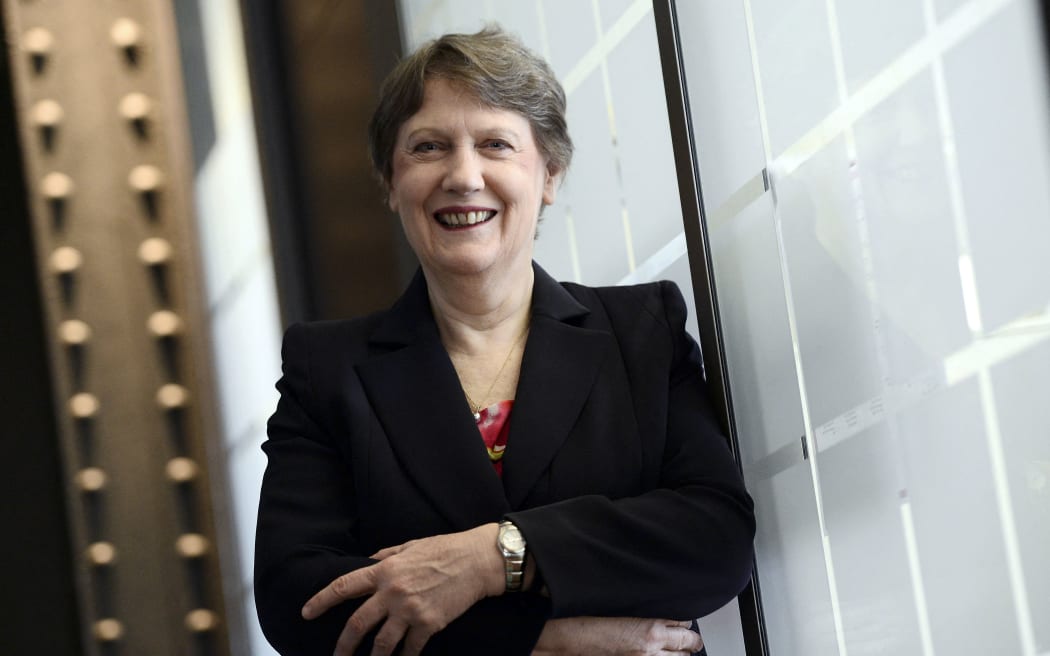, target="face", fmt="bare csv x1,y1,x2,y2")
387,79,558,281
